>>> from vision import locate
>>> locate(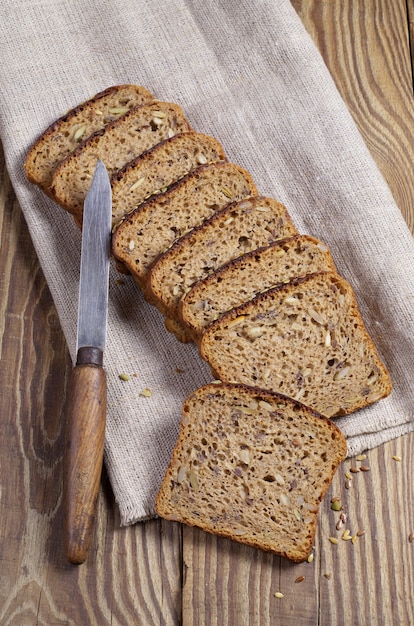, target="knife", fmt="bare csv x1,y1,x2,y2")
63,160,112,564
